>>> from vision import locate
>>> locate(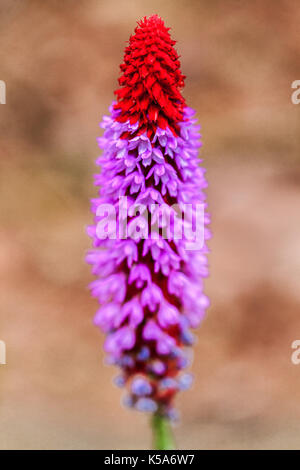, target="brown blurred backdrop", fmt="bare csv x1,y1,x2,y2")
1,0,300,449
